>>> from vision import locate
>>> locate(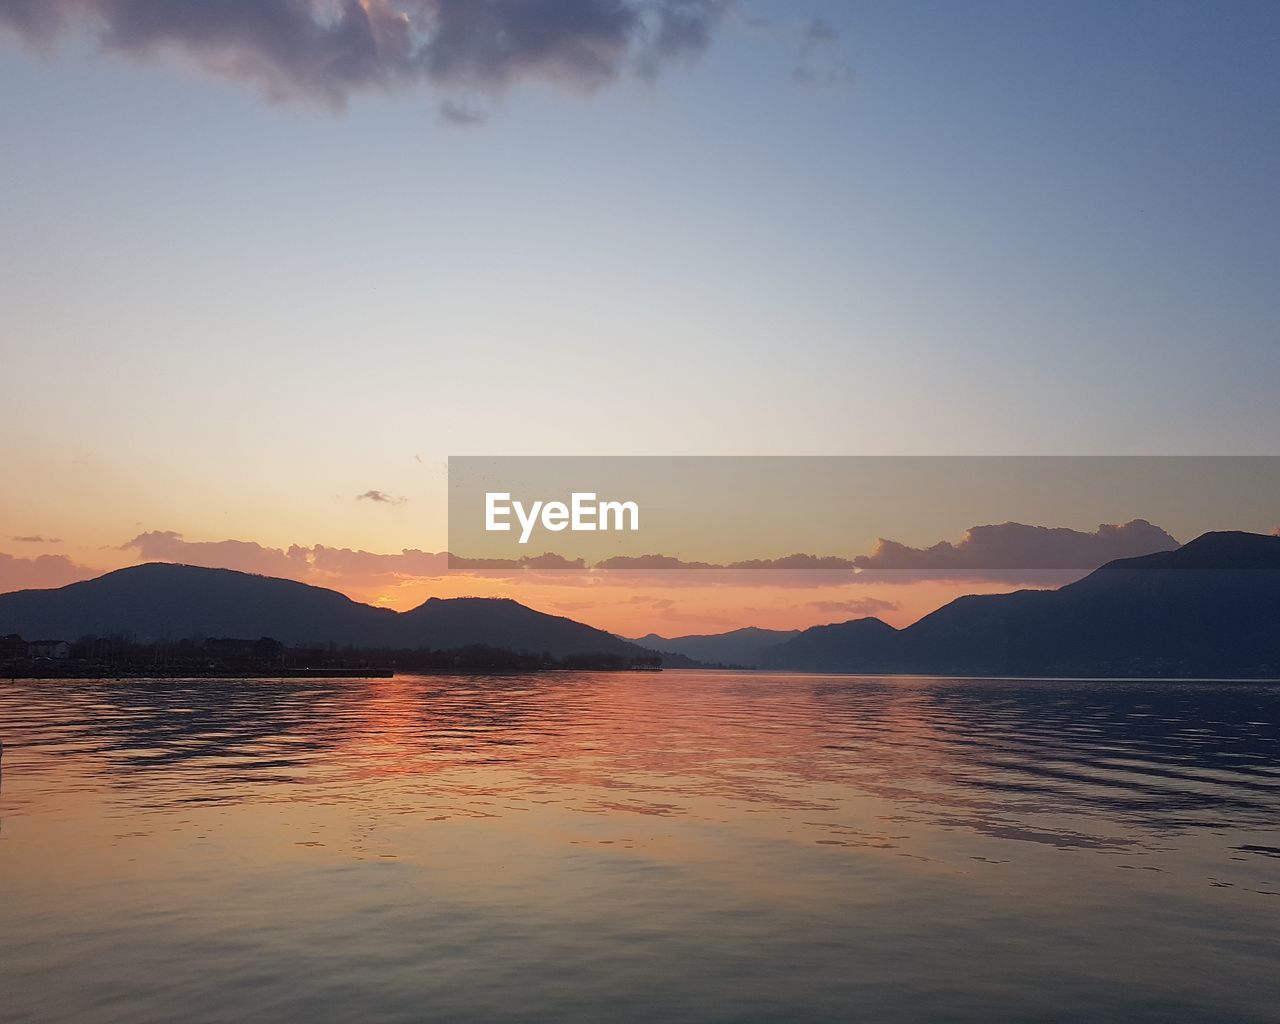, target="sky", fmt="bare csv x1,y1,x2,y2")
1,1,1278,634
